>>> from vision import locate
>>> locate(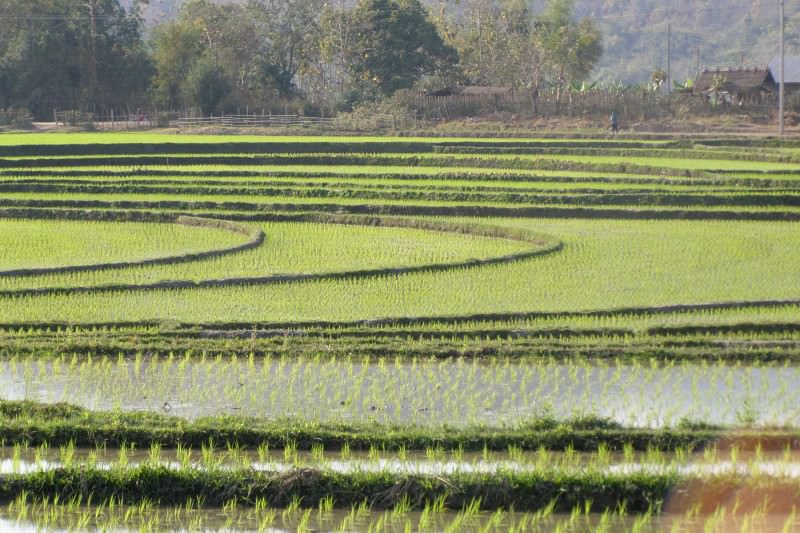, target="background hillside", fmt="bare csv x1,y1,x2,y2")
128,0,800,84
574,0,800,83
